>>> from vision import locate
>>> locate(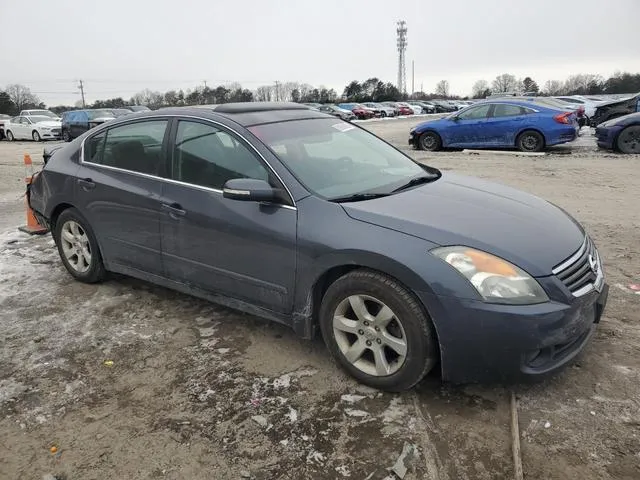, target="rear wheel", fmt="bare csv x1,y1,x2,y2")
418,131,442,151
319,270,438,392
517,130,545,152
6,130,14,141
32,130,41,142
53,208,107,283
616,126,640,154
